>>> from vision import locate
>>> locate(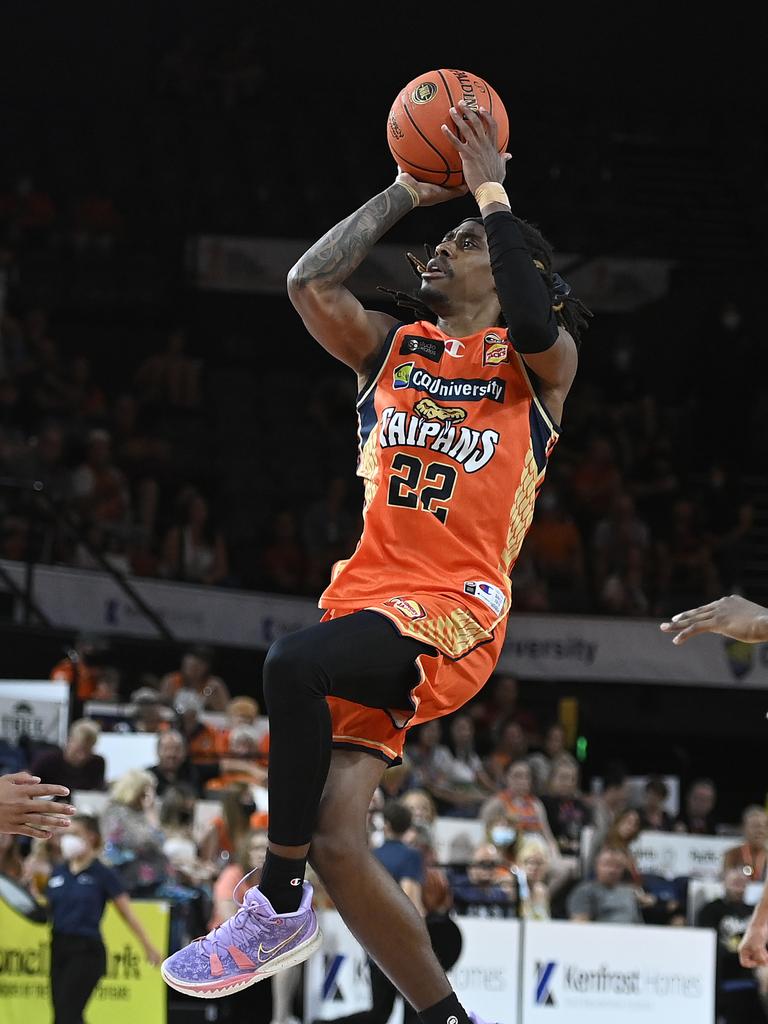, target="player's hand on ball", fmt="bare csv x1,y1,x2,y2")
395,170,467,207
441,101,511,195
